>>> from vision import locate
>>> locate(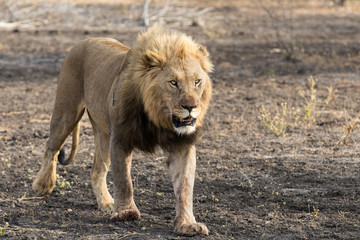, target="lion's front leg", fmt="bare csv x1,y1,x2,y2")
167,145,209,236
109,139,140,221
